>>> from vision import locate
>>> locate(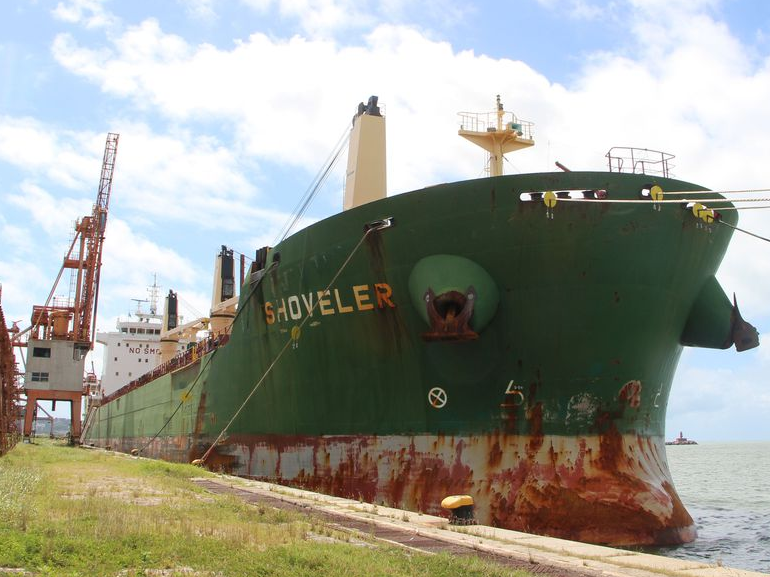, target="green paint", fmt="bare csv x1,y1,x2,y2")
86,171,741,444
